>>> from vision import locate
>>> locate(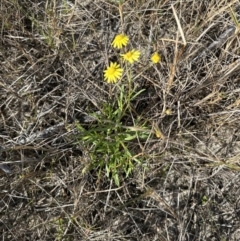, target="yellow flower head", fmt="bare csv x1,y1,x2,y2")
121,49,140,64
151,52,161,64
112,34,129,49
104,62,123,83
165,109,172,115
